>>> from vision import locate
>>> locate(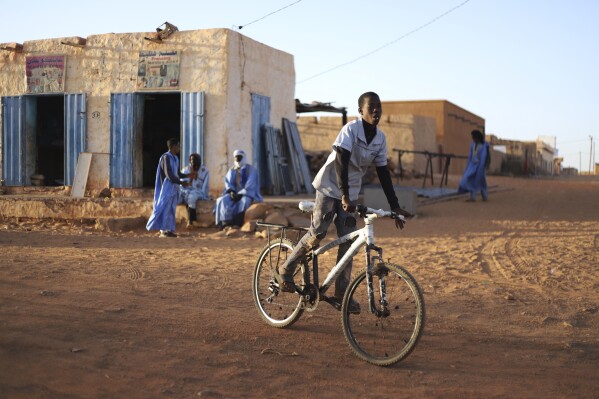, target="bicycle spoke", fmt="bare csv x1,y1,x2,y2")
252,239,305,328
342,263,425,366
